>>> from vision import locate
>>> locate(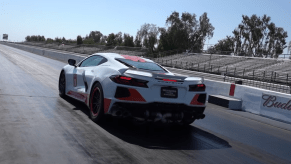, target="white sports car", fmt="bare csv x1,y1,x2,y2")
59,53,207,125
